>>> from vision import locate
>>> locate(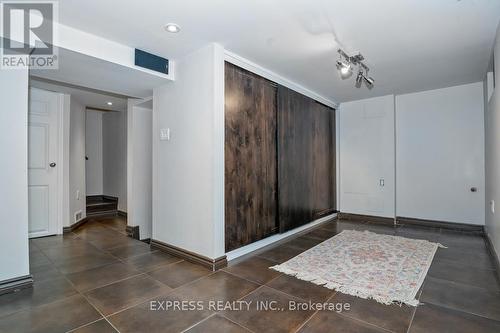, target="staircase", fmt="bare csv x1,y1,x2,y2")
86,195,118,216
